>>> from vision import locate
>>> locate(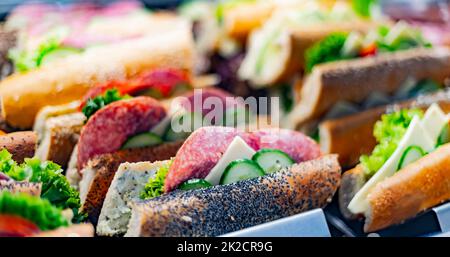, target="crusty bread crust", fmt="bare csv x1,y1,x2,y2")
364,143,450,232
338,165,366,220
125,155,341,237
319,91,450,167
224,1,275,41
0,23,194,129
80,141,183,225
0,131,37,163
288,47,450,130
